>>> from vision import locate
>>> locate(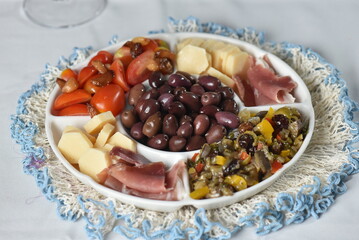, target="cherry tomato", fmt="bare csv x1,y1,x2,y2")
114,46,132,68
126,50,155,86
78,66,98,87
53,89,92,110
60,68,78,81
58,104,89,116
90,84,125,116
88,50,113,66
142,39,158,51
110,59,130,92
